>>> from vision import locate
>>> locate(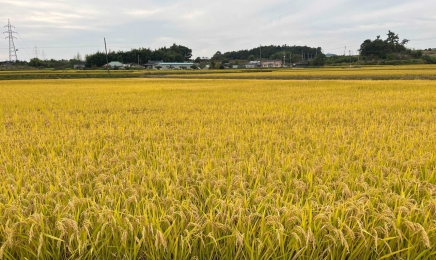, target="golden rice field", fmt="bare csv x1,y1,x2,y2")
166,65,436,80
1,78,436,259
